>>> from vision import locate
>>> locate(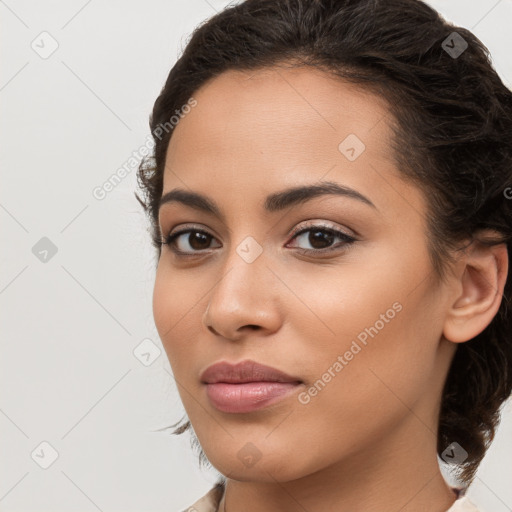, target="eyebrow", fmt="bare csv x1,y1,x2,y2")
158,181,377,220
